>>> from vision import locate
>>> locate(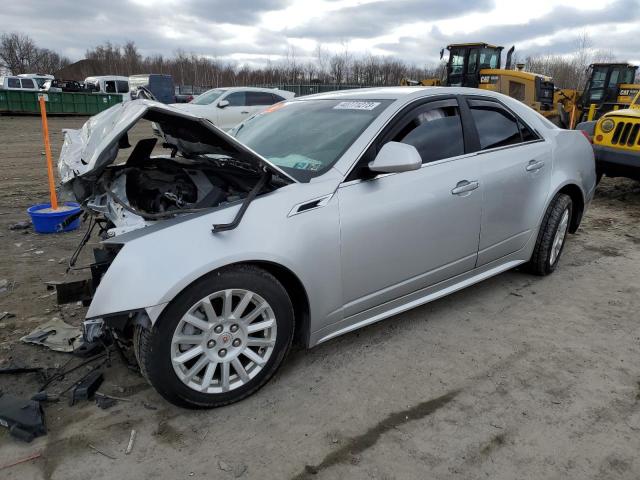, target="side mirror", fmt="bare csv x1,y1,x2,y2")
368,142,422,174
218,99,230,108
